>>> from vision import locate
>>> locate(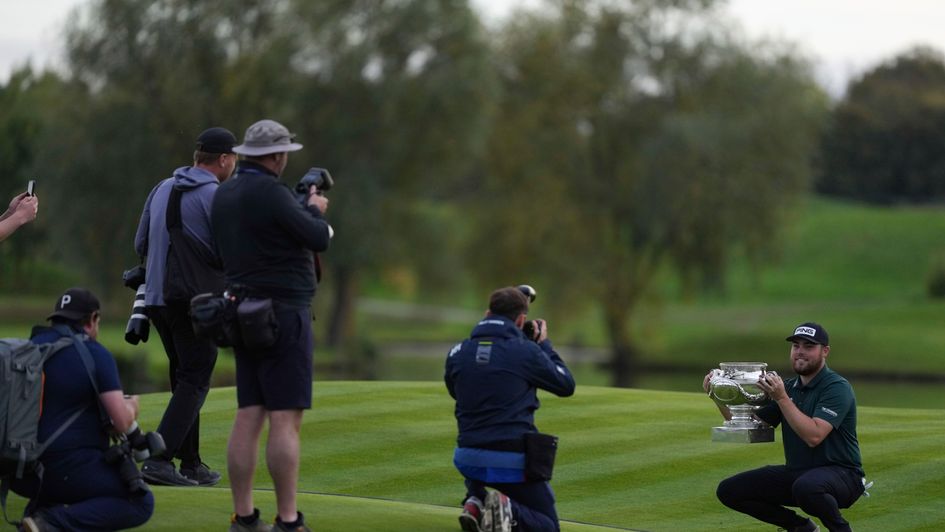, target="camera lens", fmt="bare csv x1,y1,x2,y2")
124,285,150,345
